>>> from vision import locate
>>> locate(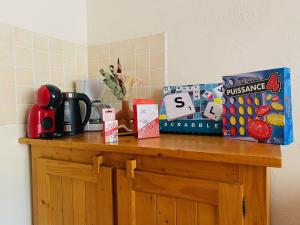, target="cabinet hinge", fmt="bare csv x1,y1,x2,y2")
242,197,246,218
